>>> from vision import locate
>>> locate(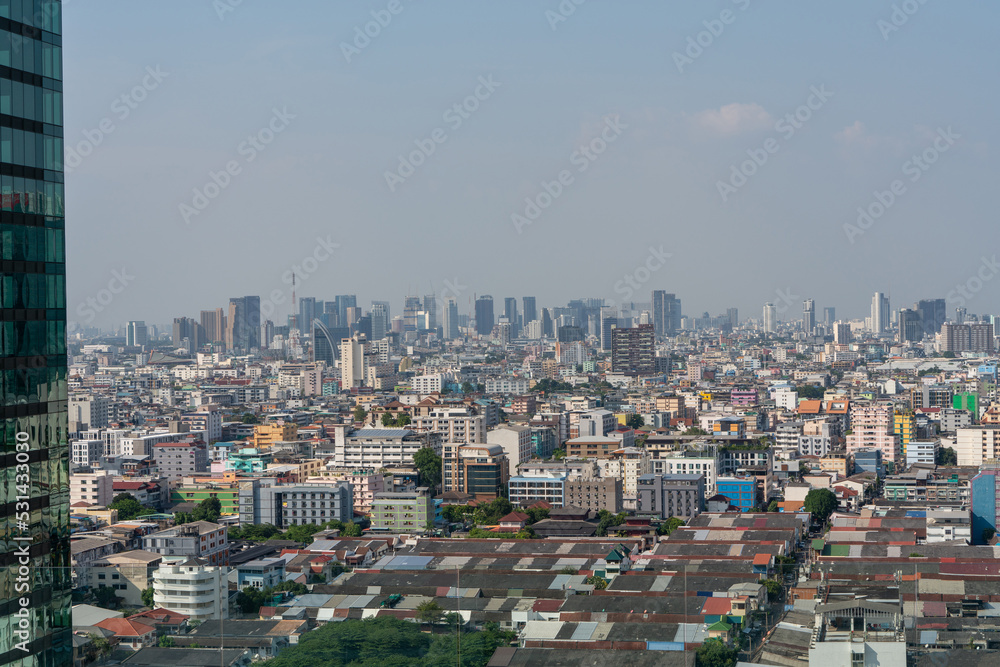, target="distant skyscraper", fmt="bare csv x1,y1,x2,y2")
871,292,890,333
260,320,275,348
1,7,72,661
916,299,945,337
226,296,261,352
504,297,518,331
173,317,202,350
403,296,421,331
834,321,852,345
763,303,777,333
726,307,739,328
422,294,438,331
956,307,967,324
522,296,537,328
601,316,617,351
651,290,681,338
127,321,148,347
299,297,318,335
541,308,553,337
475,295,495,336
611,324,655,375
443,297,460,340
201,308,226,344
336,295,357,330
899,309,922,343
370,302,389,341
823,307,836,326
802,299,815,334
313,319,337,365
